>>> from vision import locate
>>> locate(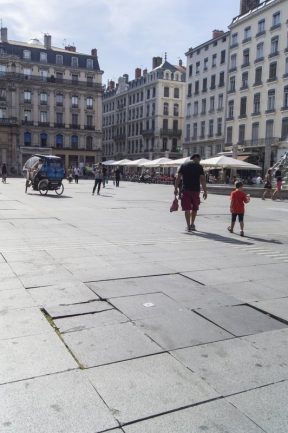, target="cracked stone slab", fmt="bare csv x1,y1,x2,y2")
63,322,161,367
87,274,200,299
85,353,219,424
0,333,77,384
250,298,288,322
46,300,113,319
173,335,288,396
0,289,36,311
135,309,232,351
228,380,288,433
123,399,265,433
54,309,128,334
109,293,184,321
197,305,286,337
0,308,54,340
28,282,98,307
0,370,118,433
